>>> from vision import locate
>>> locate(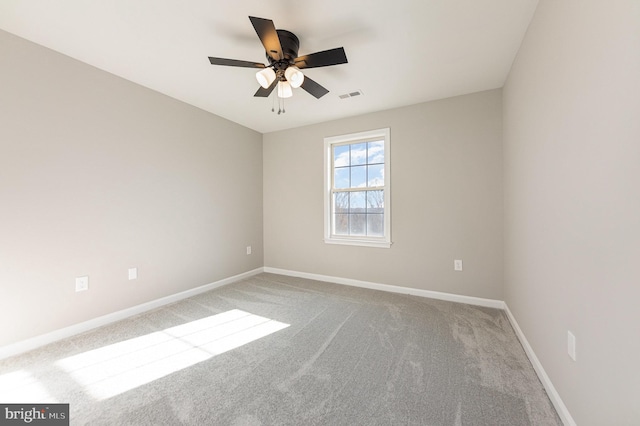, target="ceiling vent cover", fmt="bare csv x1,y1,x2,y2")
339,90,363,99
